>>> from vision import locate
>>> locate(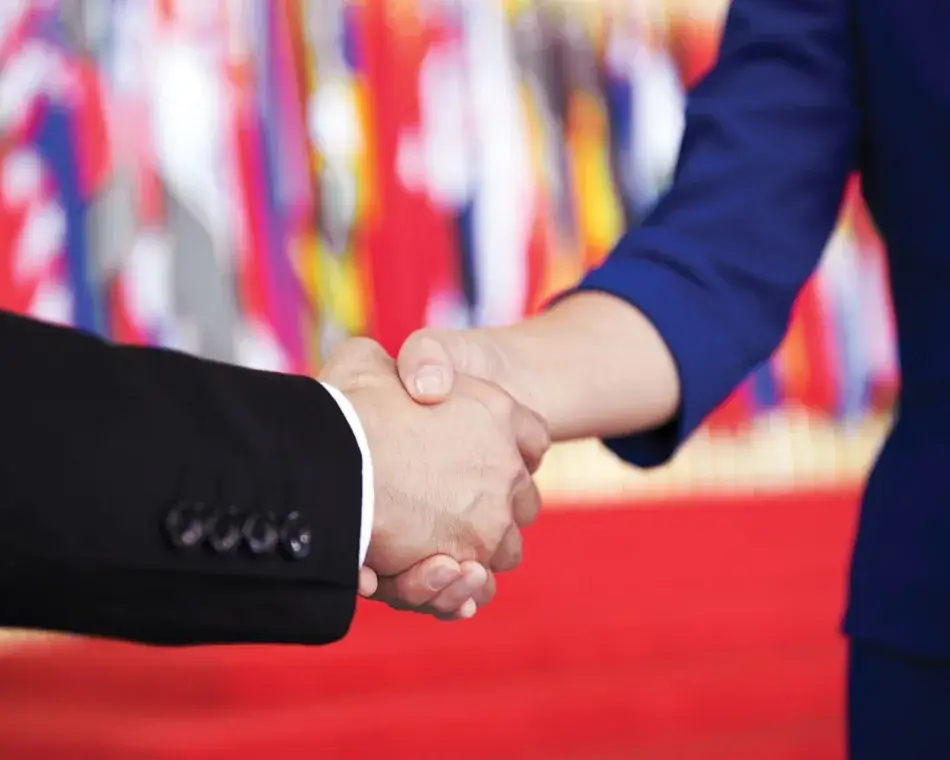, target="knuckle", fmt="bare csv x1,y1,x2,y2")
444,515,479,559
394,574,432,607
475,584,496,606
431,595,461,615
443,527,485,567
492,549,521,573
504,458,531,495
348,337,389,364
492,487,518,527
406,327,440,347
505,532,525,566
452,485,519,563
487,389,517,420
470,516,510,563
406,326,436,342
321,338,392,387
468,382,516,424
403,328,450,364
518,502,541,528
486,441,522,481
